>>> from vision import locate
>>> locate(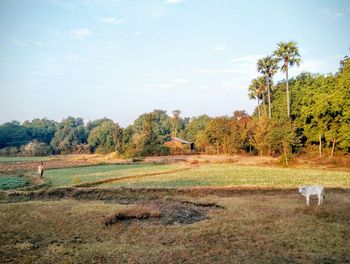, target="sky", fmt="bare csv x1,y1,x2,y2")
0,0,349,127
